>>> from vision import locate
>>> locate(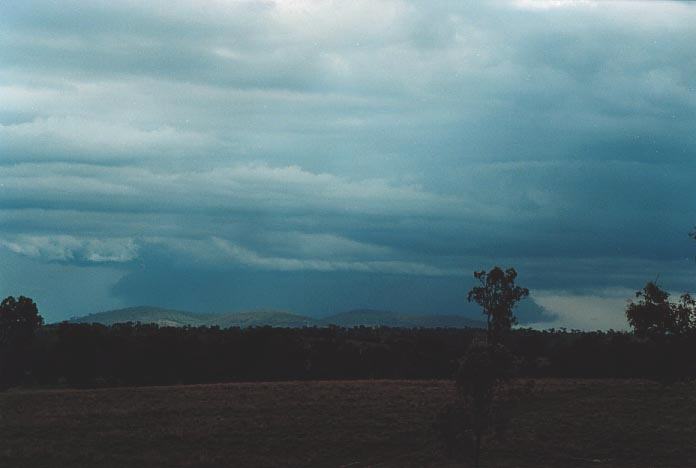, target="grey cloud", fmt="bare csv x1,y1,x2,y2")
130,236,460,276
0,162,475,219
0,235,138,263
1,0,695,324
